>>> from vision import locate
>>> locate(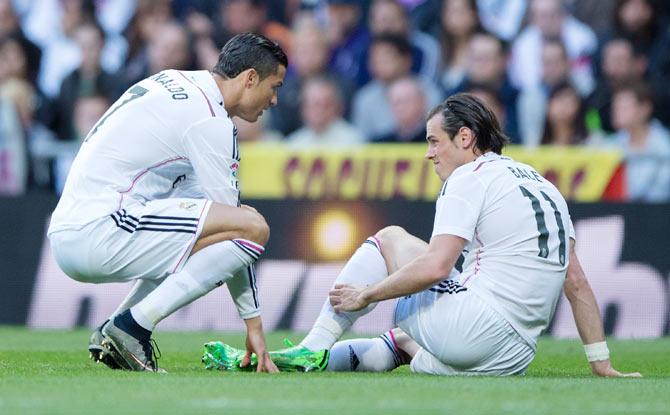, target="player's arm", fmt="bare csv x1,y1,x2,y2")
563,239,641,377
330,234,467,311
183,119,276,371
183,117,241,204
